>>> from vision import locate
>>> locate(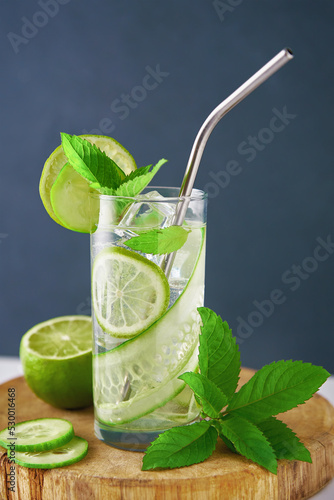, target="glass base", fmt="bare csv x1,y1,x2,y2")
94,415,200,452
95,419,166,451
